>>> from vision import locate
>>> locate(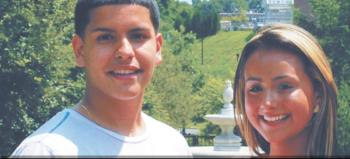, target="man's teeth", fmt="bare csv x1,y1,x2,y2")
113,70,137,74
109,69,143,76
263,115,288,122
